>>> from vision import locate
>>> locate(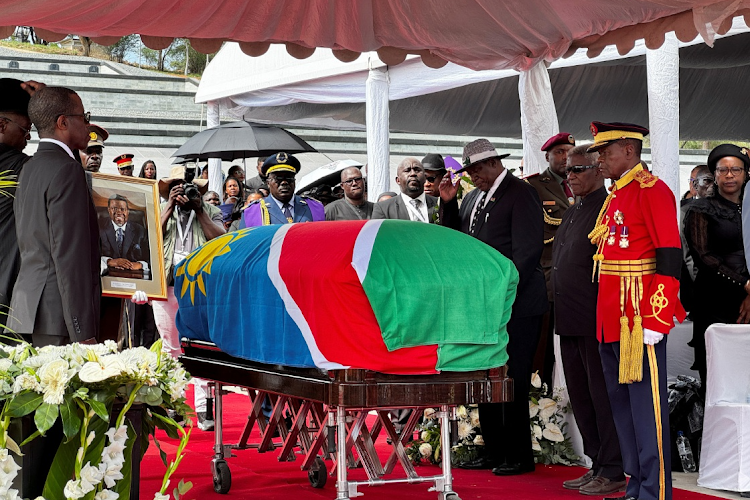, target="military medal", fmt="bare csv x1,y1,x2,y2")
619,226,629,248
607,225,617,246
614,210,624,225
